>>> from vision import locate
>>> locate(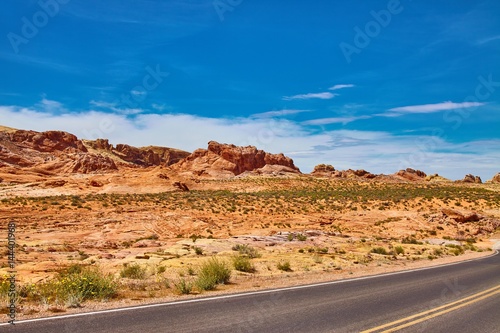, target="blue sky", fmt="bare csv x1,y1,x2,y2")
0,0,499,179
